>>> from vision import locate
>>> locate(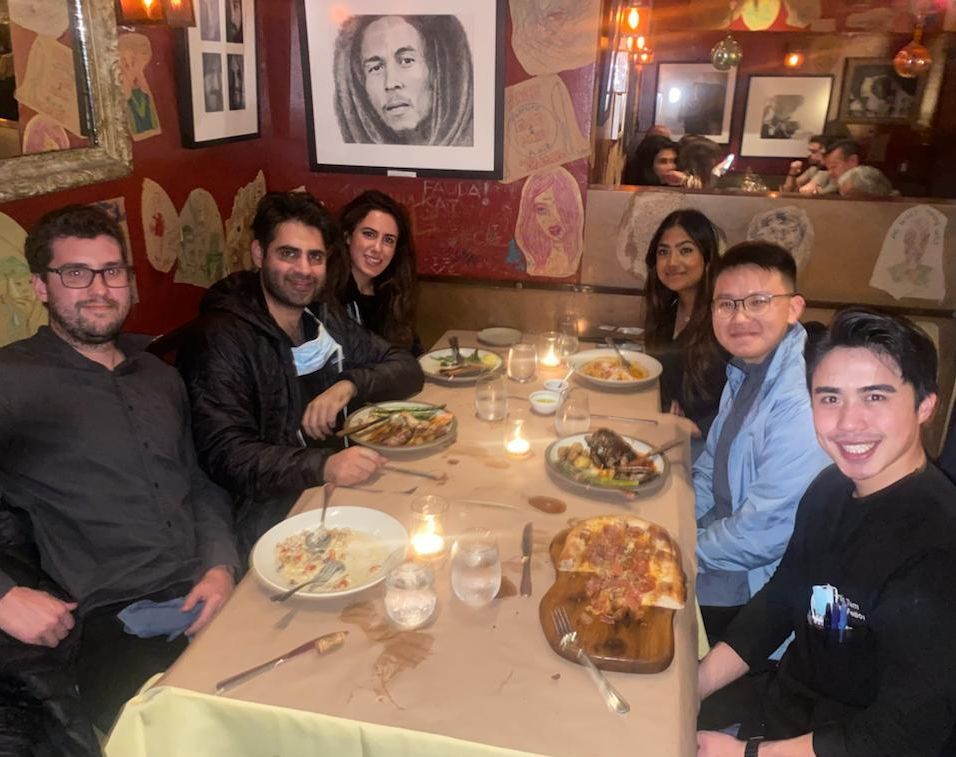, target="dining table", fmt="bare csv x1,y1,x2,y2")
104,329,703,757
